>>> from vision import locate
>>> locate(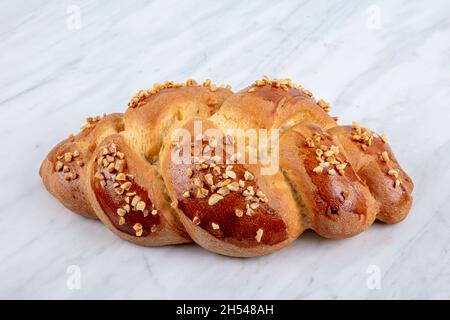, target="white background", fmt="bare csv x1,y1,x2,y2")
0,0,449,299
